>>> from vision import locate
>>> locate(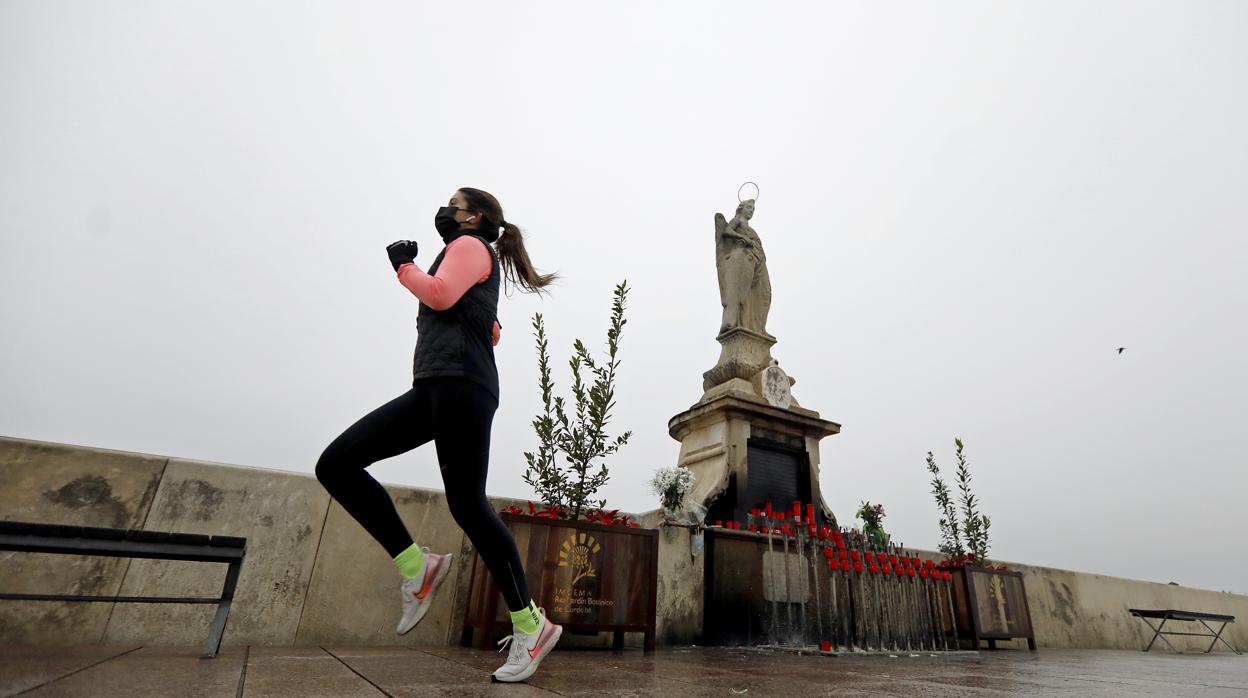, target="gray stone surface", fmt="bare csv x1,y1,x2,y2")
241,646,385,697
4,436,1248,654
0,437,167,644
295,487,467,647
13,646,247,697
2,644,1231,698
650,521,705,646
0,644,140,696
101,458,330,646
